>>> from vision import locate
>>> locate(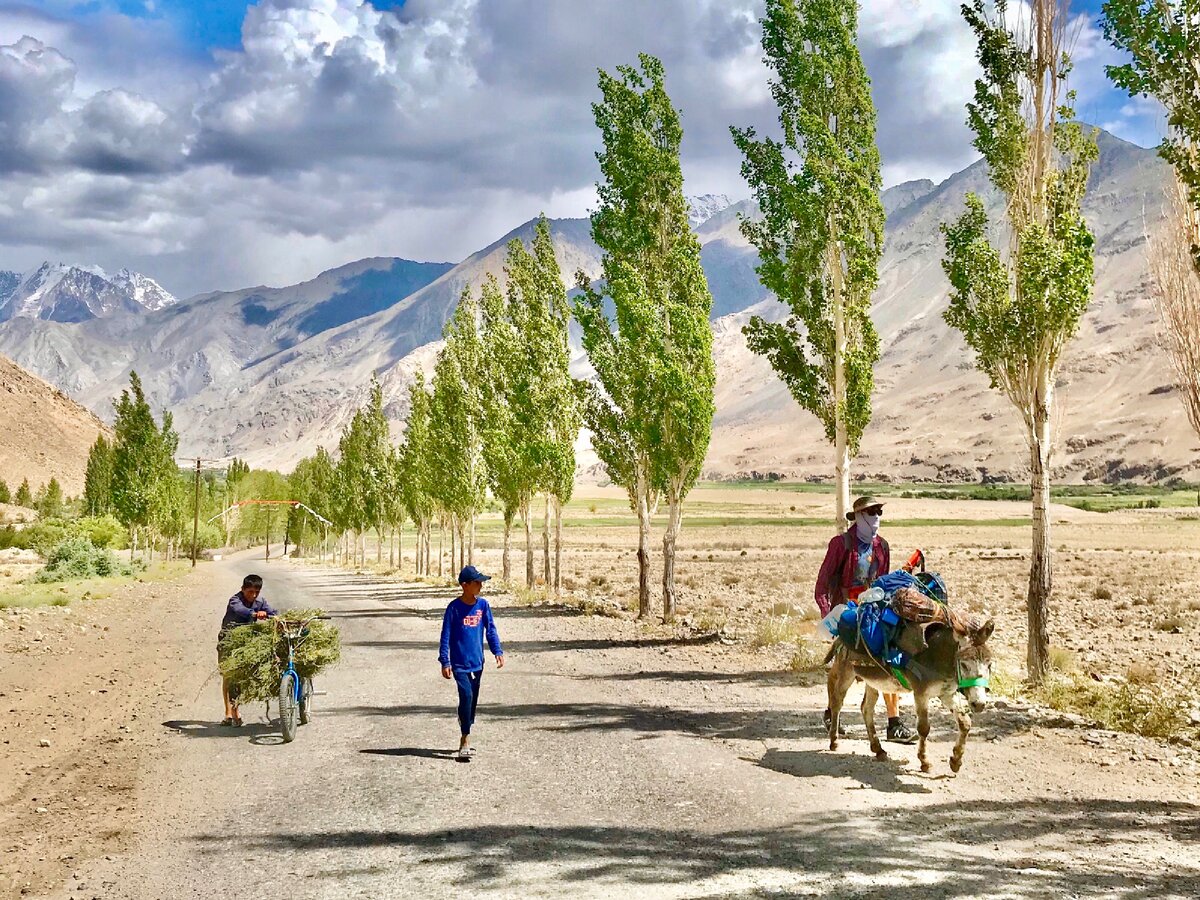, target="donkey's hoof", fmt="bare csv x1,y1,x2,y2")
920,761,932,774
950,755,963,773
874,748,889,761
829,740,839,752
